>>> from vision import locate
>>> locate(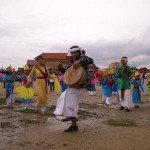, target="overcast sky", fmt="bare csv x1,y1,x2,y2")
0,0,150,69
